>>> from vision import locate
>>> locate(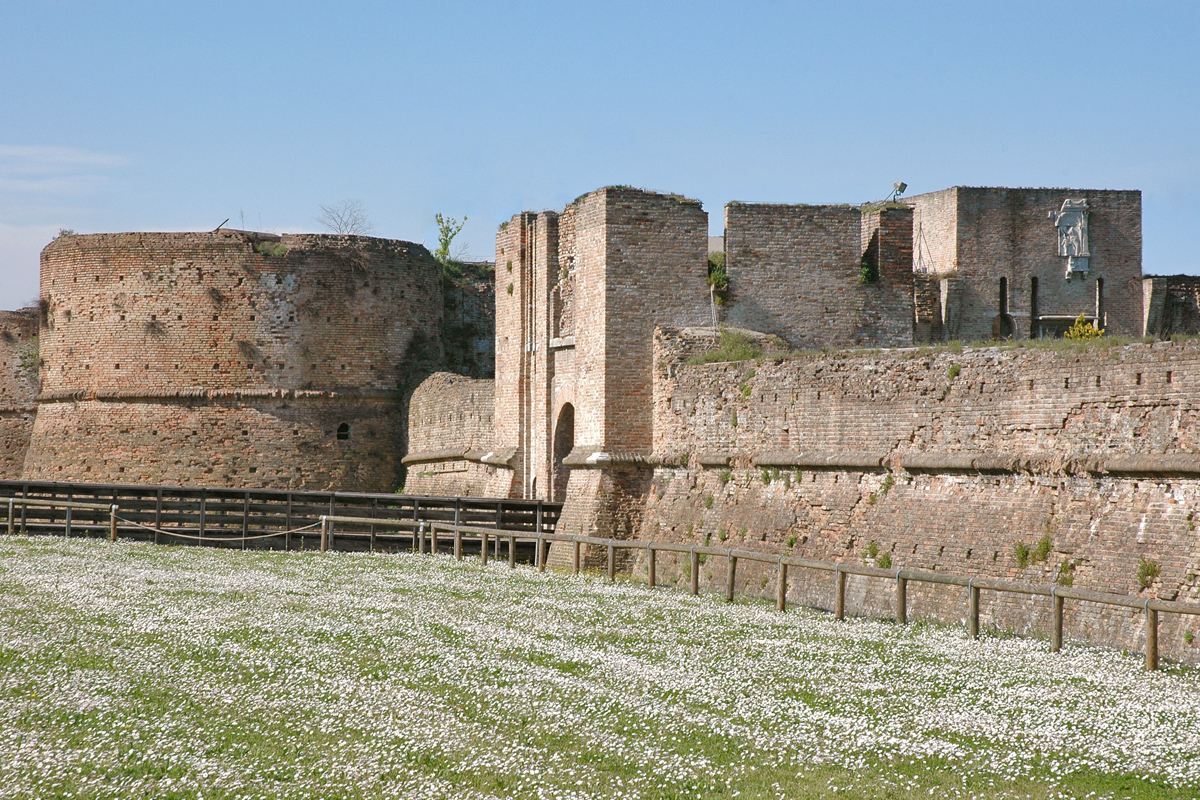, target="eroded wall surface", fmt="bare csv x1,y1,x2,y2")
402,371,508,497
27,231,442,490
1144,275,1200,339
0,309,39,478
576,327,1200,662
